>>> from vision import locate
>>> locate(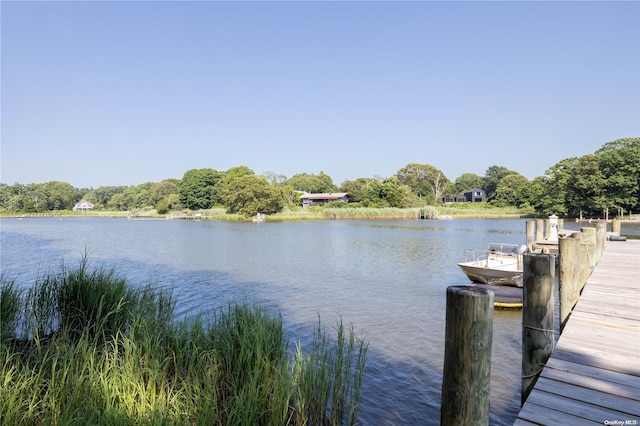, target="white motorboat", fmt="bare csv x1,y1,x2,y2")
457,243,529,287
